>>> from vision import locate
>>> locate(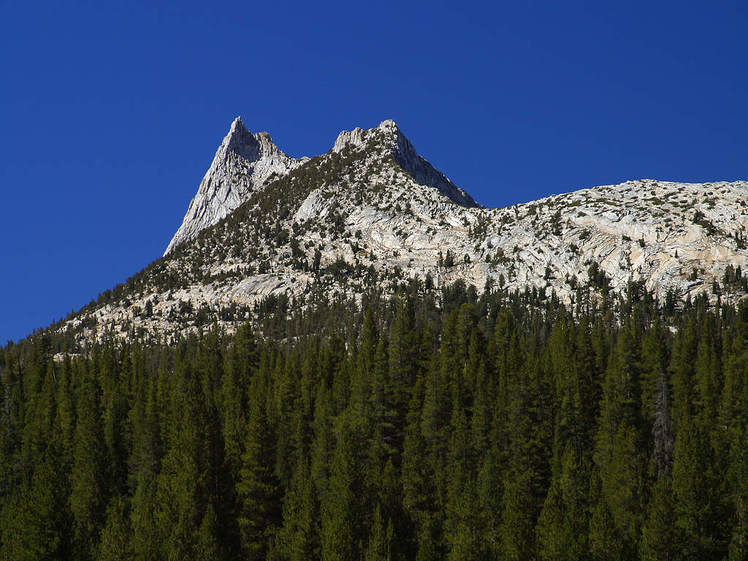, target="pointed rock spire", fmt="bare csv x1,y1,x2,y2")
164,118,306,255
